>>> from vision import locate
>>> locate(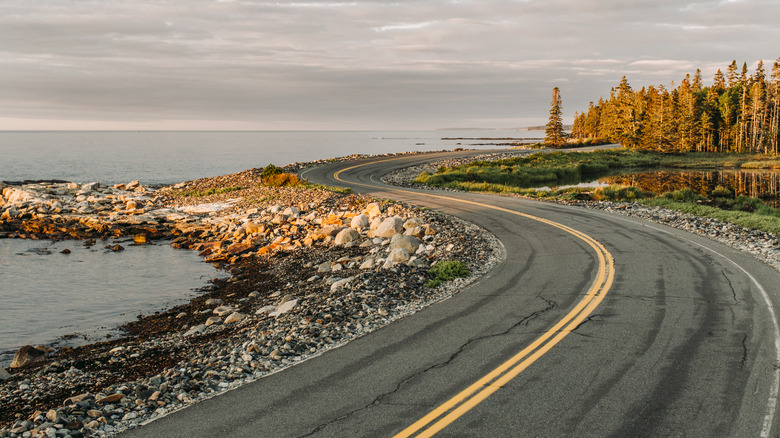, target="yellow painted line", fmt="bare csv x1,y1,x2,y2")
331,158,615,437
